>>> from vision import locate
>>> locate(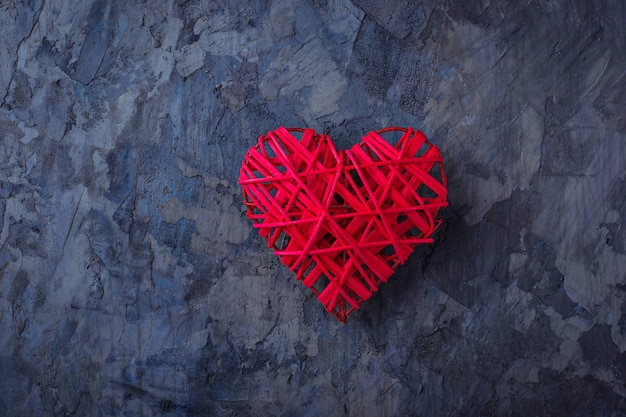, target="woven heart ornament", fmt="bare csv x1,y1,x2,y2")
239,126,448,323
